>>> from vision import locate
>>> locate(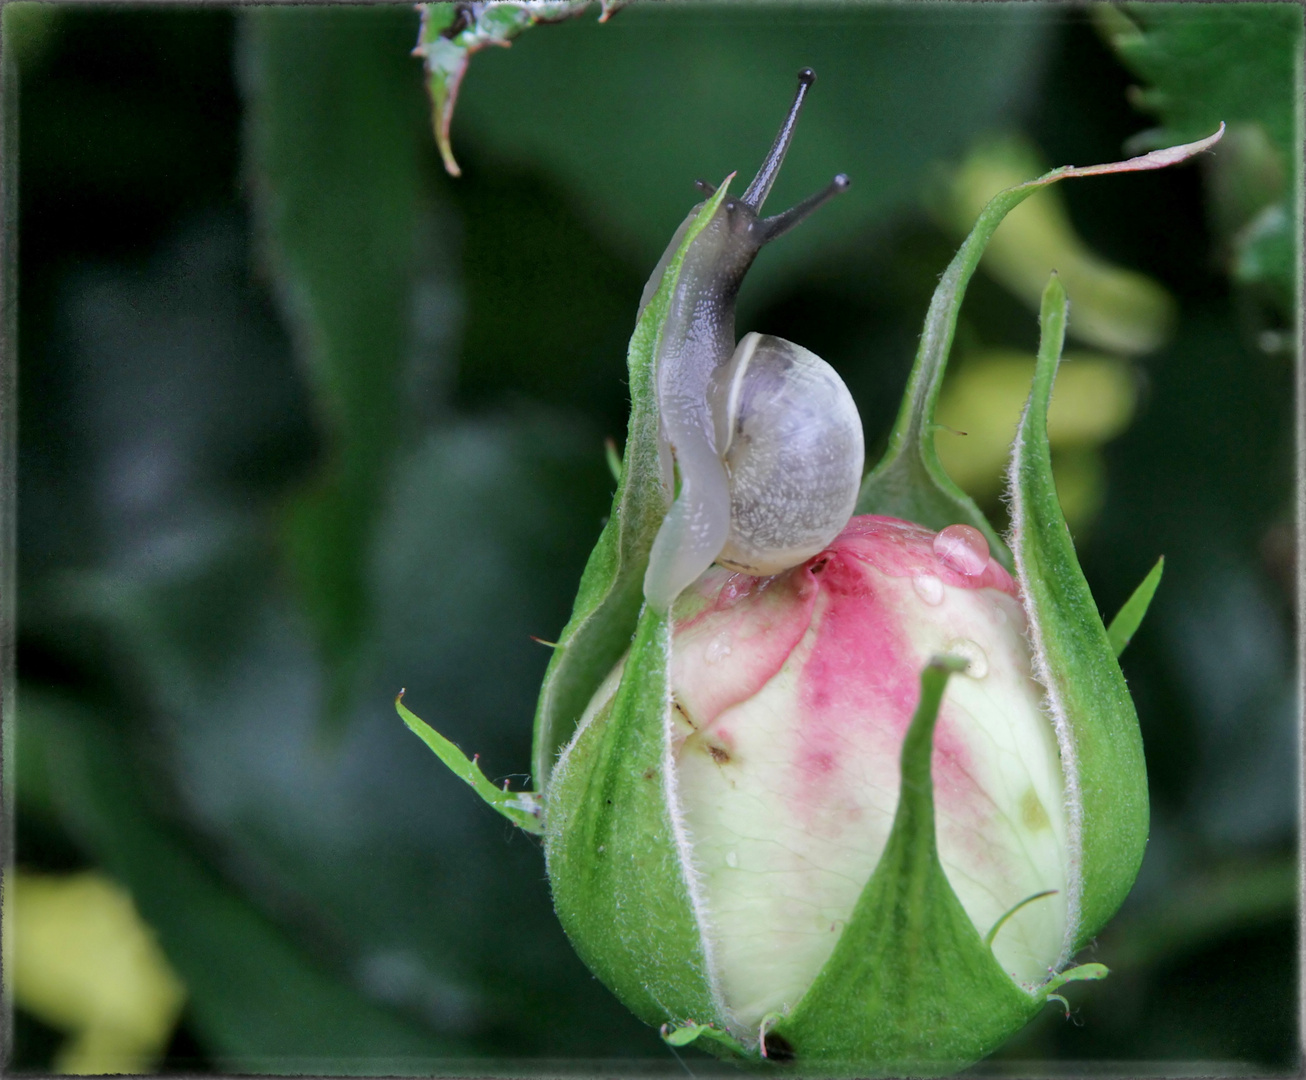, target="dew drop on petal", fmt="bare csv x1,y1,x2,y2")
933,524,990,578
912,573,945,605
705,634,733,665
719,574,752,608
945,637,989,679
726,850,739,868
